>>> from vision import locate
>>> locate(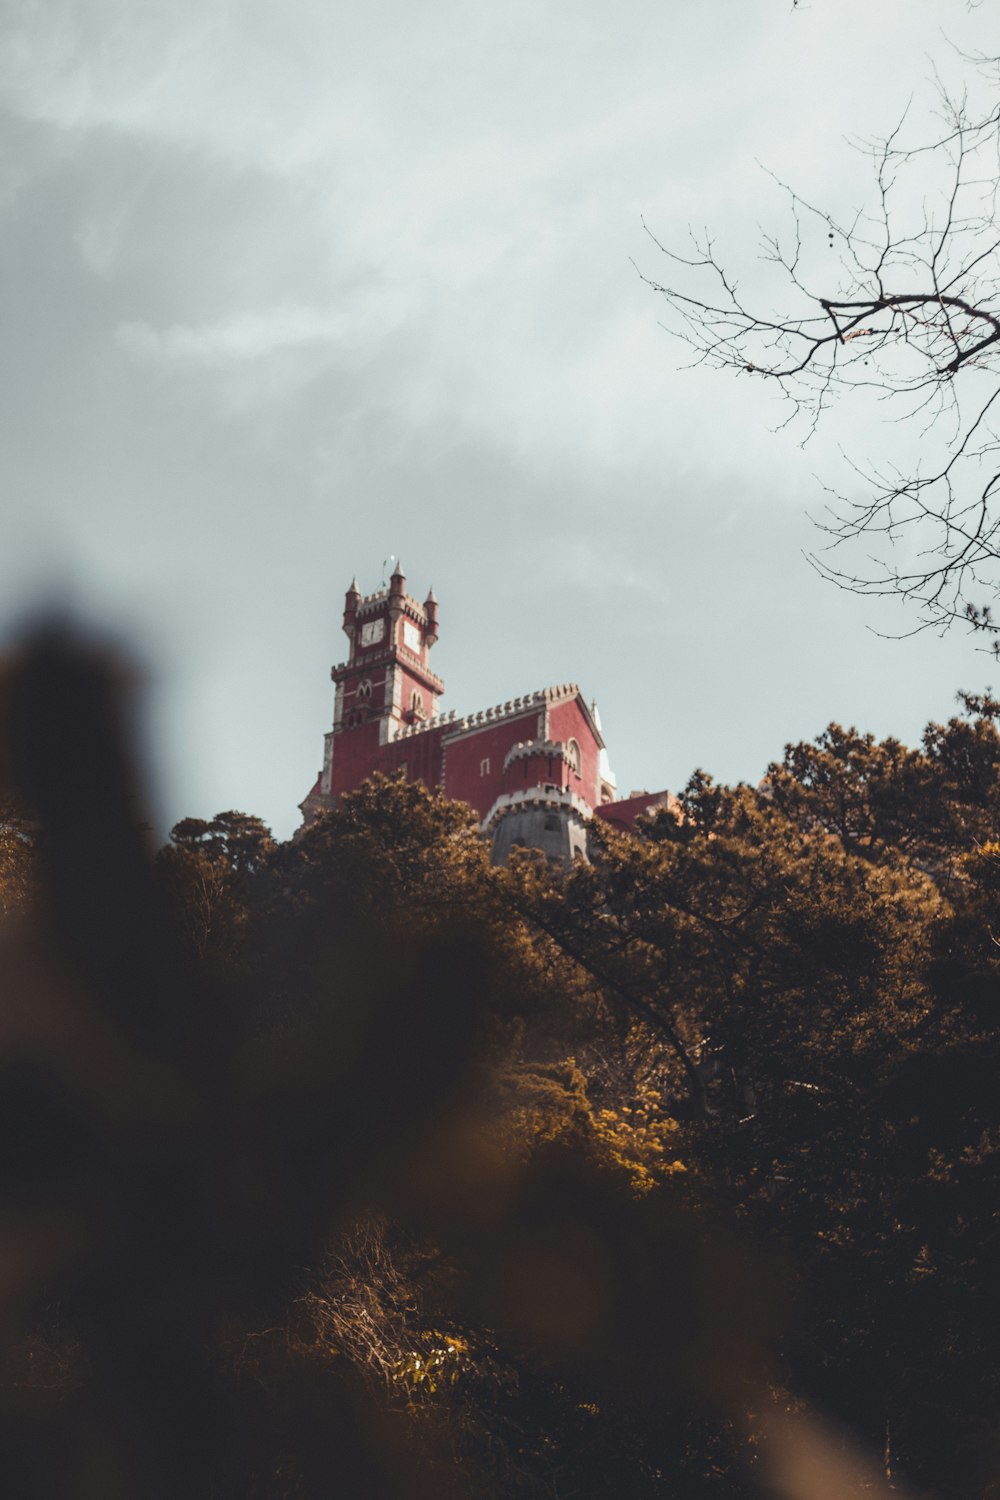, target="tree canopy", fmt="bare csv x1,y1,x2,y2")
2,628,1000,1497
